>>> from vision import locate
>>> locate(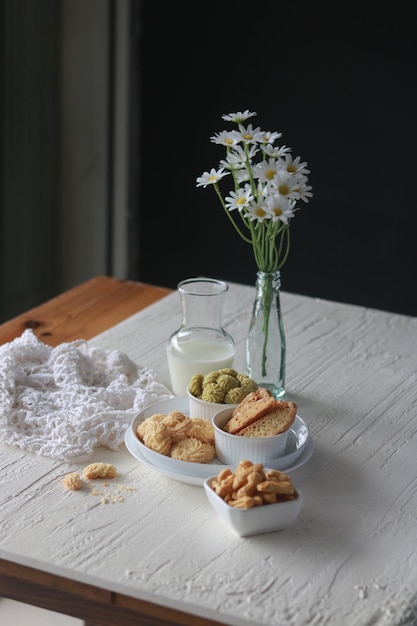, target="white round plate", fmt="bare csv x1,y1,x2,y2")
124,396,314,486
125,428,314,486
